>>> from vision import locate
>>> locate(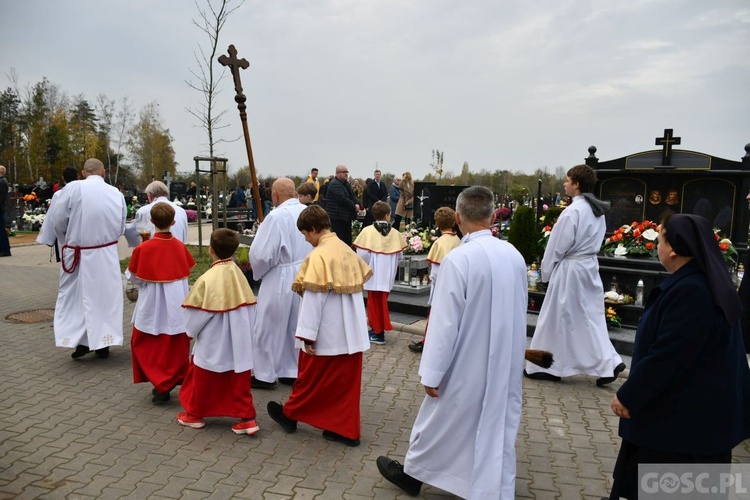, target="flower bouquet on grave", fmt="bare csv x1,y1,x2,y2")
605,306,622,328
601,220,659,257
714,229,738,265
538,206,564,253
402,221,435,255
